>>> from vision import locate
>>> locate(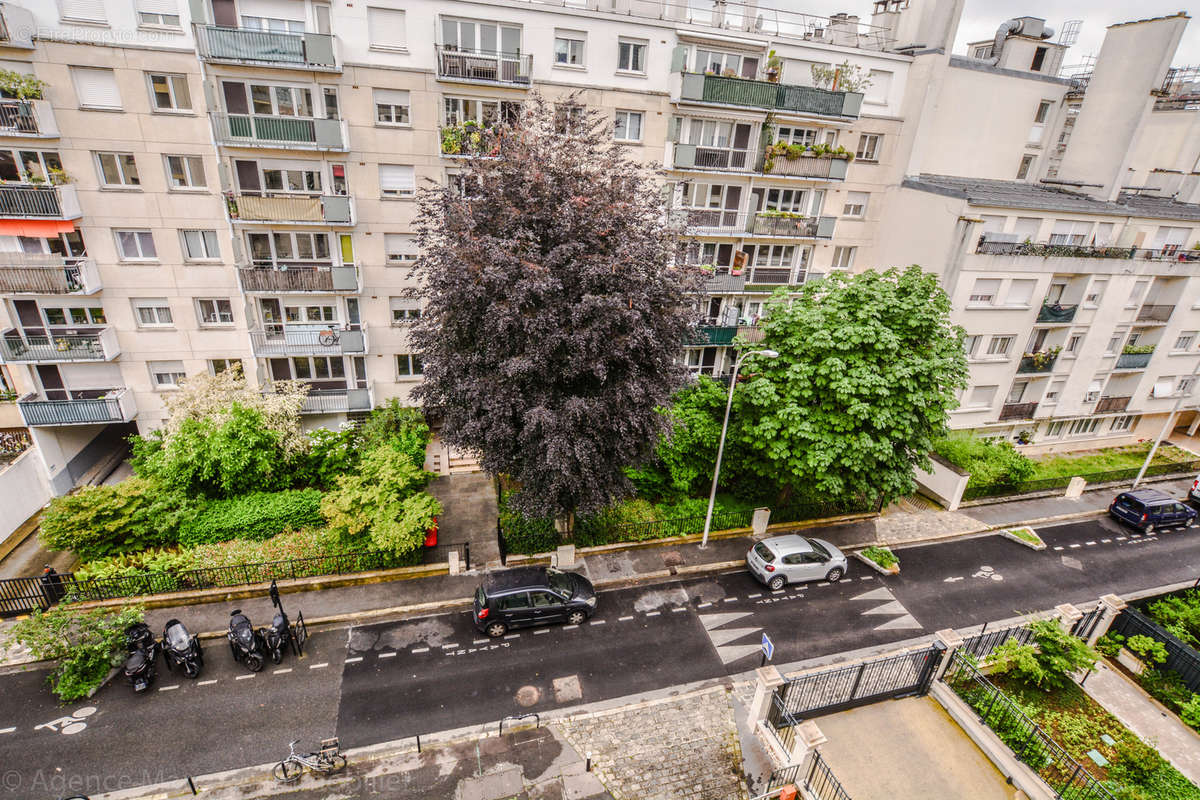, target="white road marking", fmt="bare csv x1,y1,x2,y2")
309,662,329,669
817,582,829,587
698,602,713,608
618,615,634,621
858,576,873,581
943,576,964,583
412,647,429,653
534,629,549,635
441,643,460,649
564,624,579,630
274,667,293,673
672,607,687,613
1101,539,1111,543
473,639,489,645
236,674,255,680
503,634,519,640
645,611,661,616
198,679,217,686
159,685,179,692
591,619,606,625
344,656,362,664
771,590,784,595
723,597,738,603
0,727,15,734
1086,541,1096,546
1054,546,1064,551
1117,536,1128,541
1069,544,1081,548
378,652,396,659
747,593,762,599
